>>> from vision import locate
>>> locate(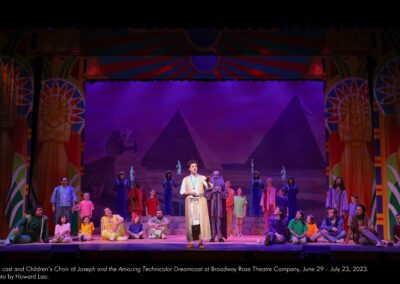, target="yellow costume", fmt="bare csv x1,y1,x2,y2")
101,215,126,241
80,222,95,236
